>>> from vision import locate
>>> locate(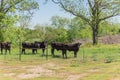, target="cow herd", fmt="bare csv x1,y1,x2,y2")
0,41,82,58
22,41,47,56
